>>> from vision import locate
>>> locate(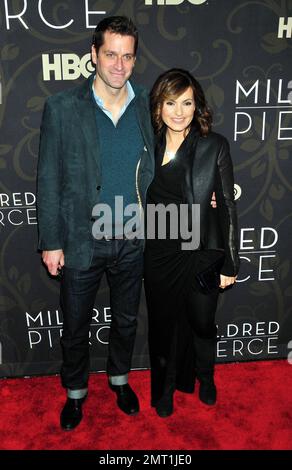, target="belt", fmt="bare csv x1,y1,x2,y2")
99,234,138,241
102,234,126,241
